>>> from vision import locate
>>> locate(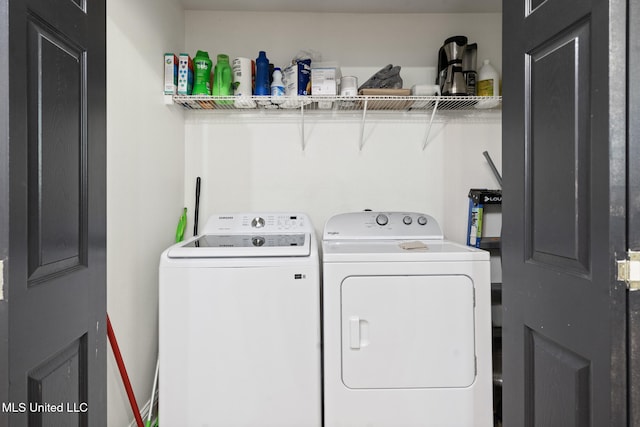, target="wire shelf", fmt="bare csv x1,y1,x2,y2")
169,94,501,151
171,95,502,112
